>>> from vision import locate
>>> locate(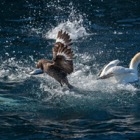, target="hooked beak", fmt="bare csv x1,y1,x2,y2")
29,69,44,75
